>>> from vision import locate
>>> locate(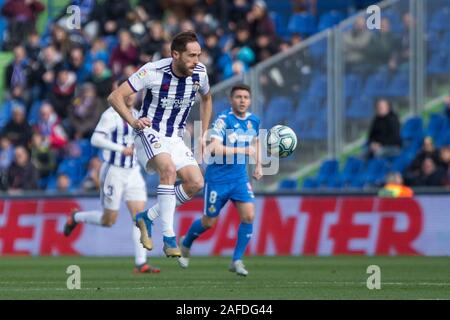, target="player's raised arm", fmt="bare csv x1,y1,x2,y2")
107,81,151,130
